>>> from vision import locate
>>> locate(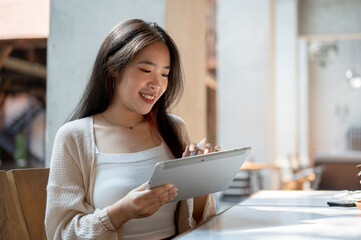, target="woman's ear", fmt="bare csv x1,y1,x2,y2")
110,71,117,79
107,56,119,79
